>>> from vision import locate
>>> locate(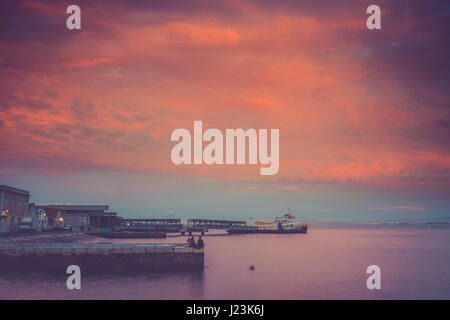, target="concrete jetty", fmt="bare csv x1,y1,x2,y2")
0,243,204,274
